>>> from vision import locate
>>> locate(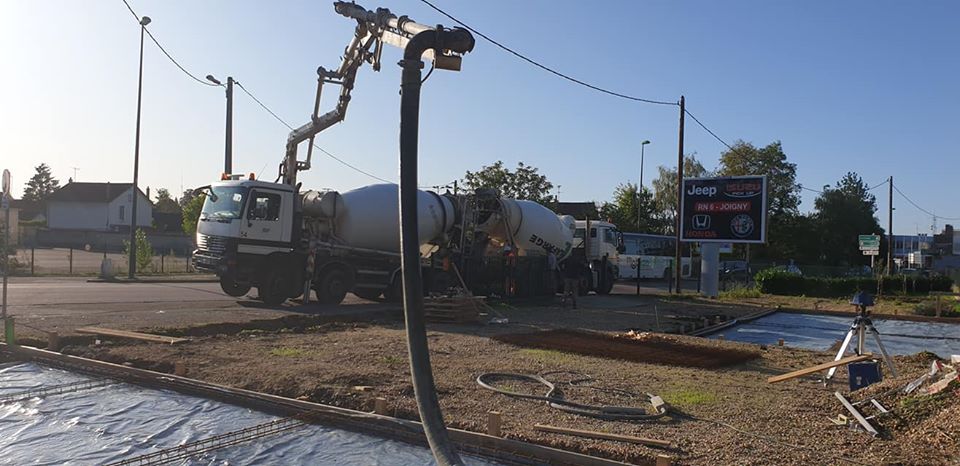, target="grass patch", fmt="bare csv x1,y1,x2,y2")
269,347,310,358
518,348,577,364
380,355,404,366
662,388,719,407
719,285,762,299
